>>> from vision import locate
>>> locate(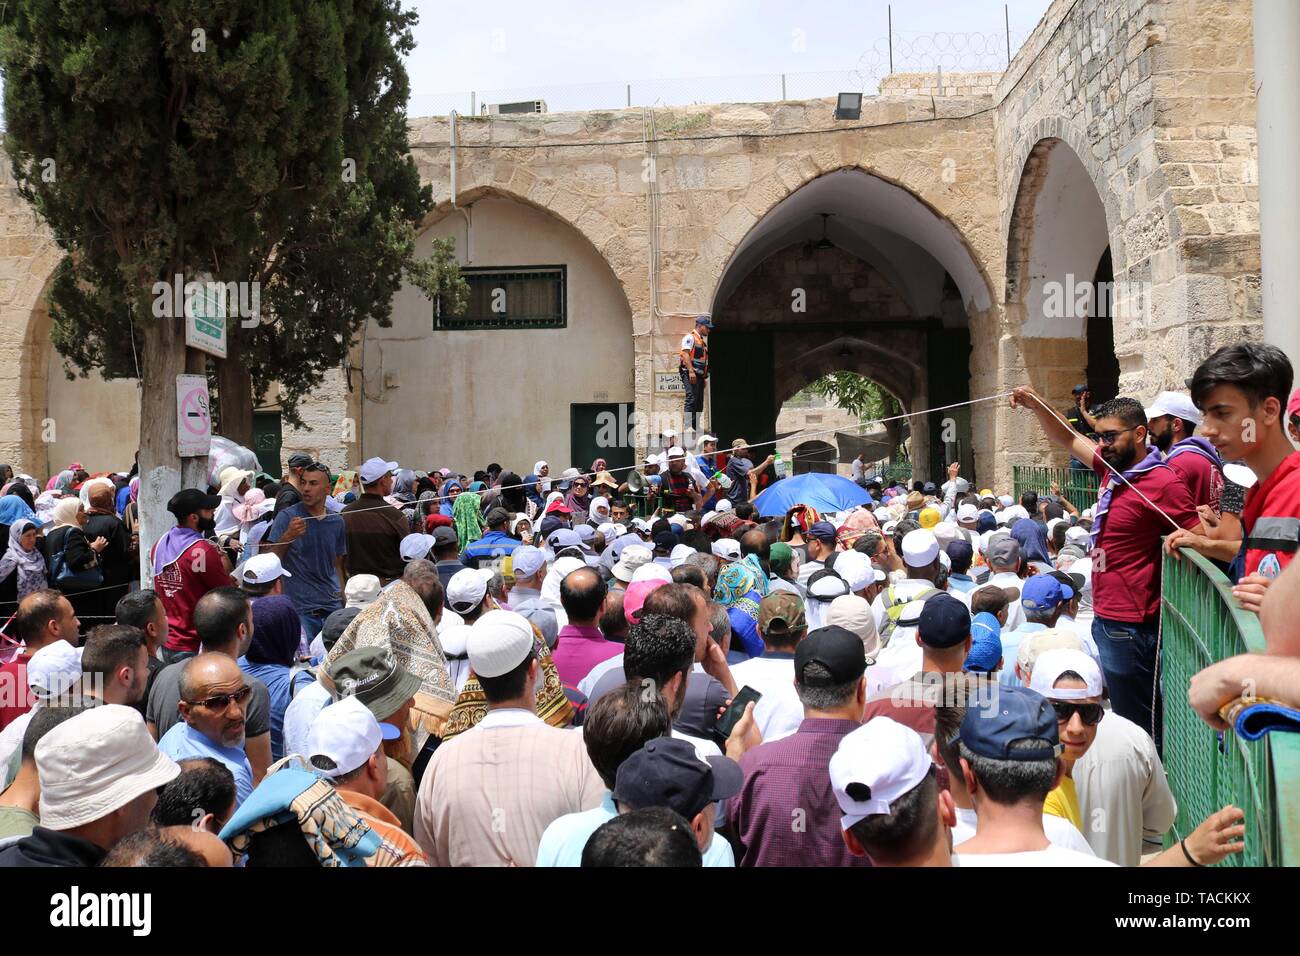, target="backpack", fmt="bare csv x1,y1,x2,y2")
878,583,939,643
